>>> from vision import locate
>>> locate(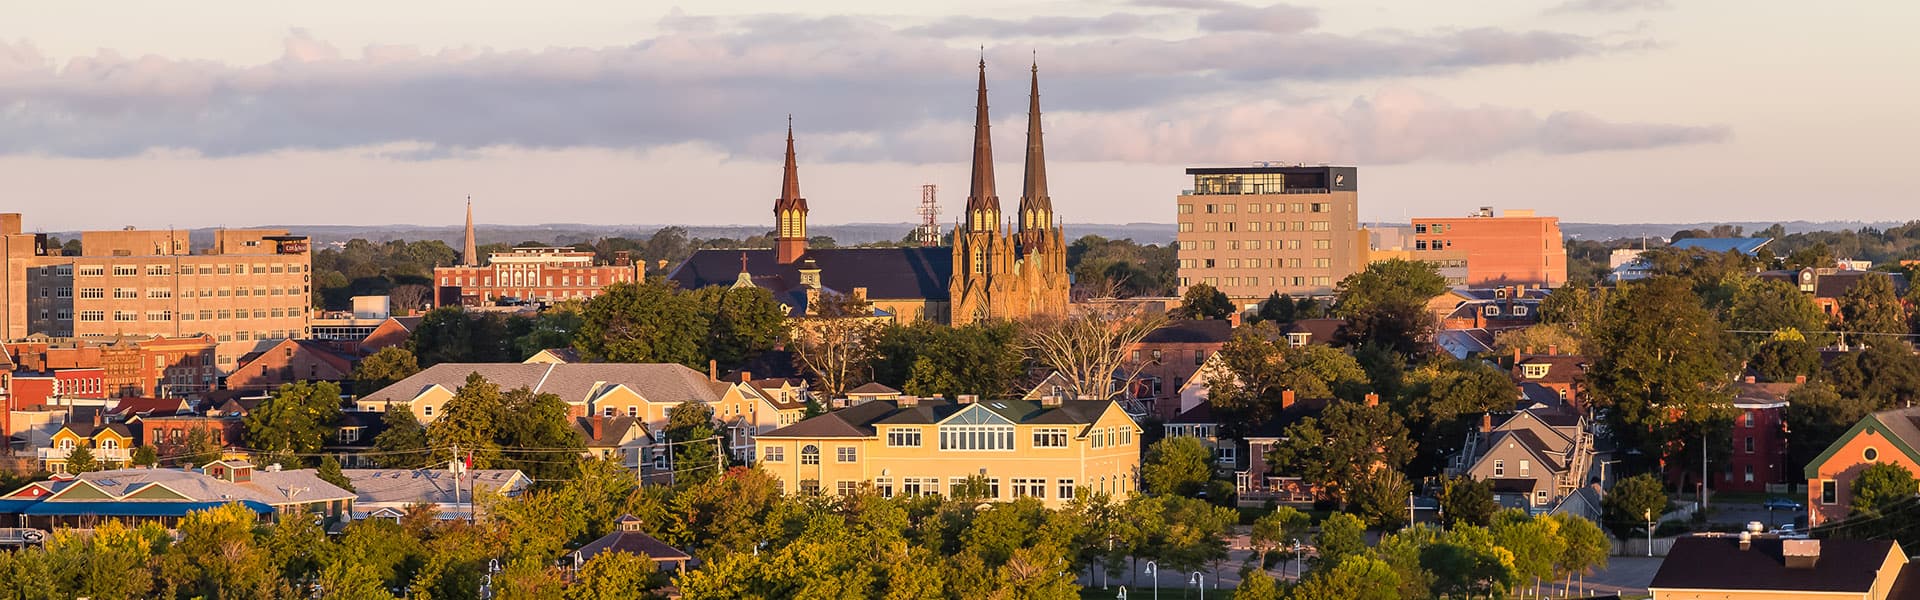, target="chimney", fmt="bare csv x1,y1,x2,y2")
957,394,976,405
1041,395,1063,407
1744,375,1756,384
1796,374,1808,384
1364,392,1379,407
1782,539,1821,569
1281,389,1295,410
1525,345,1535,356
1547,344,1558,356
1738,531,1752,551
708,360,718,382
897,396,918,408
742,371,753,384
1481,413,1493,433
591,414,604,440
1511,346,1522,367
